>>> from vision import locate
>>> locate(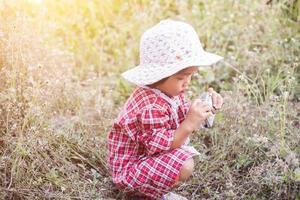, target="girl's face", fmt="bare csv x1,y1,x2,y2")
153,66,198,97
